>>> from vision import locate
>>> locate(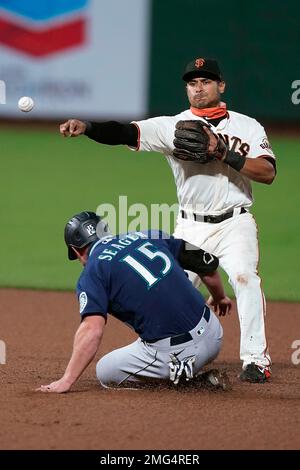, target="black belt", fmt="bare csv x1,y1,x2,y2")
146,305,210,346
180,207,247,224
